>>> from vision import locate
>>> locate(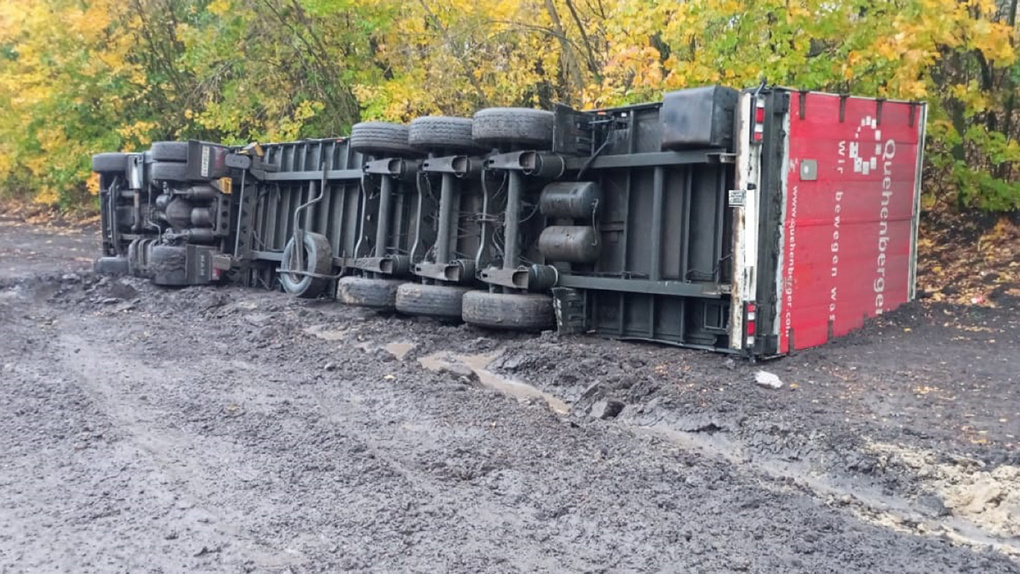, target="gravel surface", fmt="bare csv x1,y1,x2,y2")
0,220,1018,573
